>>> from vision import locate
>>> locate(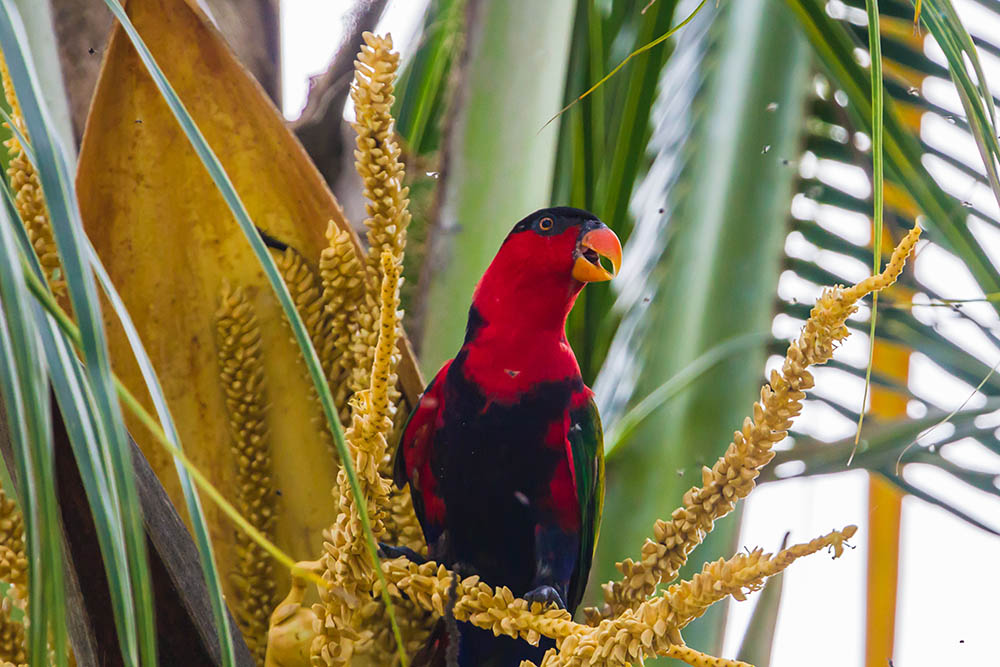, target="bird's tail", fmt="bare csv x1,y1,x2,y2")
412,619,554,667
